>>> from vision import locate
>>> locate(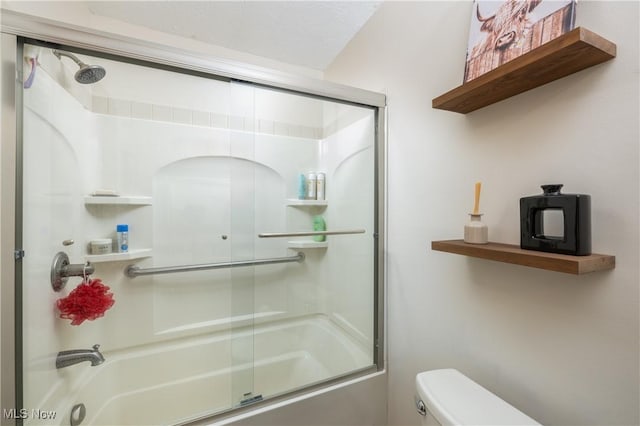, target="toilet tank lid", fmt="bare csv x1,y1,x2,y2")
415,369,540,426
